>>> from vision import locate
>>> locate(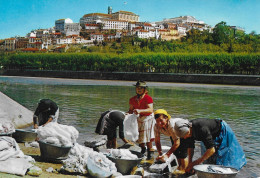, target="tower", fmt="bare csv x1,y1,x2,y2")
108,6,112,14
